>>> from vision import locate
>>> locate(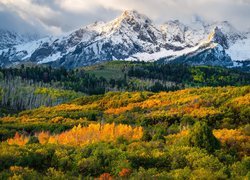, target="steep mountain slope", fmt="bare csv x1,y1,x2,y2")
227,32,250,61
0,29,39,50
0,10,249,69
